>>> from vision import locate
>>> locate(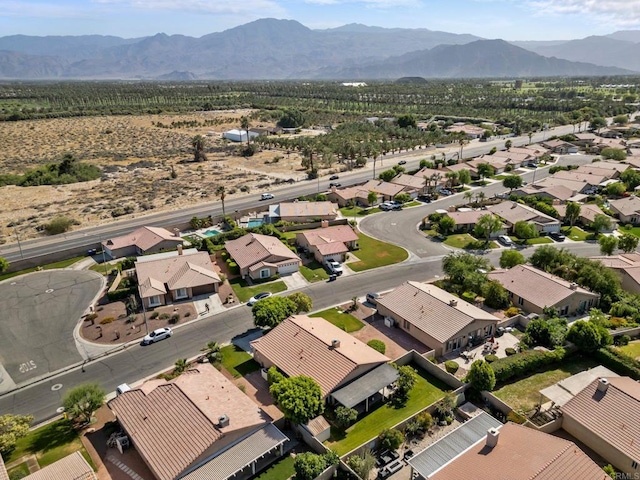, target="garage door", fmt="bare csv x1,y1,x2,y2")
278,262,300,275
323,253,343,263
